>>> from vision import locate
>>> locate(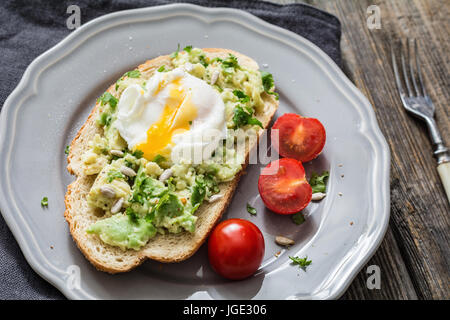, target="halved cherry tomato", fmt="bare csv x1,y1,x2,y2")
271,113,326,162
258,158,312,214
208,219,265,280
